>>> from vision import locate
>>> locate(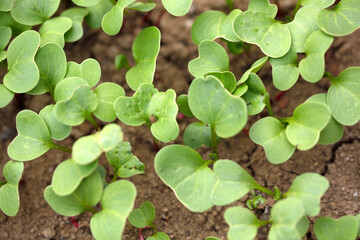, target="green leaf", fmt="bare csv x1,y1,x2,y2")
269,48,299,91
114,83,158,126
191,9,242,45
248,0,277,18
188,40,229,78
285,102,331,150
115,54,130,70
183,122,213,149
155,145,216,212
314,216,358,240
65,58,101,87
101,0,135,35
29,43,67,96
39,104,71,141
128,201,155,228
296,216,309,237
233,84,248,97
211,160,258,206
188,76,247,138
85,0,113,29
327,67,360,126
126,26,161,91
73,124,123,165
7,110,53,161
61,7,89,42
0,0,14,11
206,71,236,93
94,82,125,122
127,2,156,11
299,30,333,83
147,232,170,240
11,0,60,26
250,117,295,164
39,17,73,48
268,197,304,240
356,215,360,237
90,180,137,240
106,142,145,178
0,26,11,50
52,159,98,196
150,89,179,142
205,237,220,240
238,56,268,84
318,0,360,36
299,0,334,8
161,0,192,16
233,11,291,58
224,206,262,240
305,93,344,145
285,173,329,216
72,0,100,7
0,11,31,36
176,94,193,117
242,73,267,115
0,51,6,62
53,77,89,102
0,84,14,108
44,171,103,216
3,30,40,93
